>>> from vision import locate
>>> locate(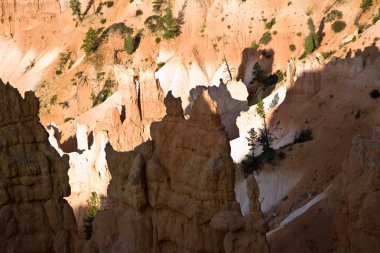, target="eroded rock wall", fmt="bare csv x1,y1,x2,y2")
334,134,380,253
83,90,269,253
0,80,80,252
